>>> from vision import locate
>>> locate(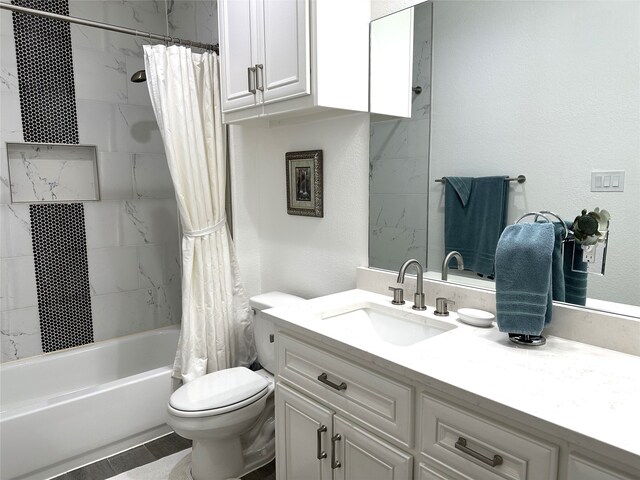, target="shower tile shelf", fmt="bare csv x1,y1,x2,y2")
6,142,100,203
